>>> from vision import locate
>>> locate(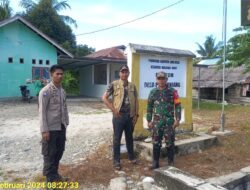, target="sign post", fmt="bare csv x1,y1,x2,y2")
241,0,250,26
127,43,195,137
